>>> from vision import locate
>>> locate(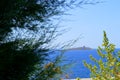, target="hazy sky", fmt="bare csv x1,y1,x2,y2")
55,0,120,48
